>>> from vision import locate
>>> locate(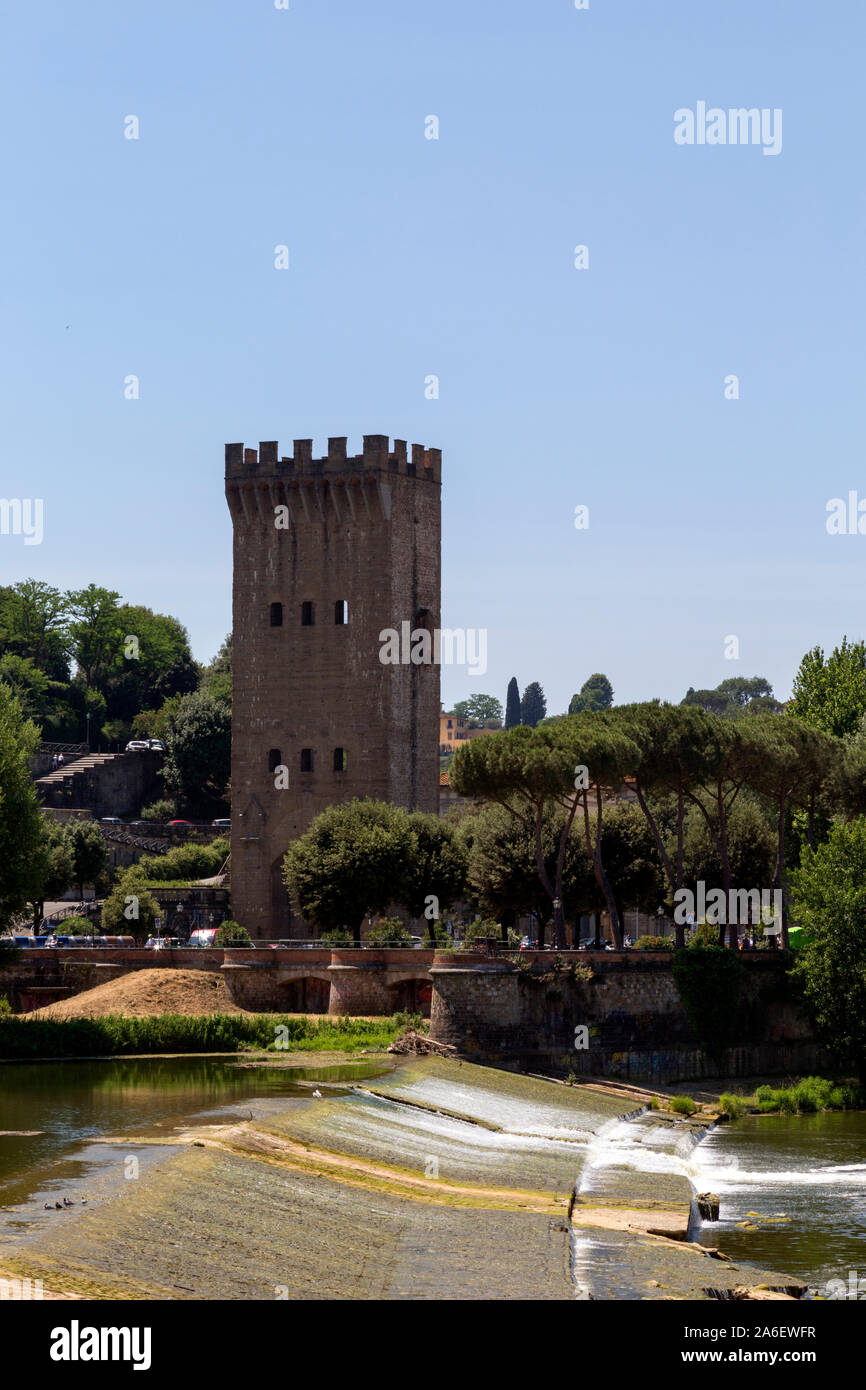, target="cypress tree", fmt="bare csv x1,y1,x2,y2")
504,677,521,730
520,681,547,728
